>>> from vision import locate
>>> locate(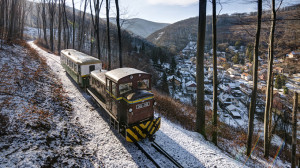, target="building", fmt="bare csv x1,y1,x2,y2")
273,67,284,74
227,68,239,76
241,73,252,81
186,81,197,93
167,75,181,87
225,104,242,119
286,51,300,59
